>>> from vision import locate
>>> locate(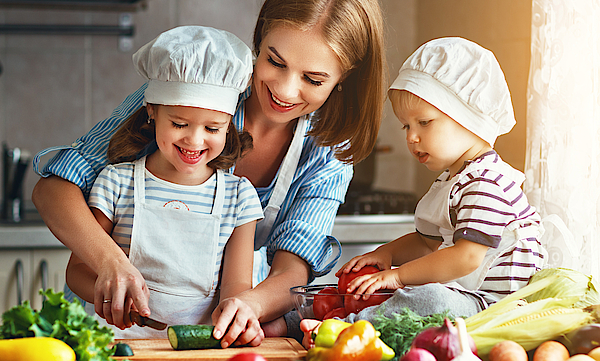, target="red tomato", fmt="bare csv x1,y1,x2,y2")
313,286,344,320
344,290,394,315
323,307,348,320
337,265,380,294
227,353,267,361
